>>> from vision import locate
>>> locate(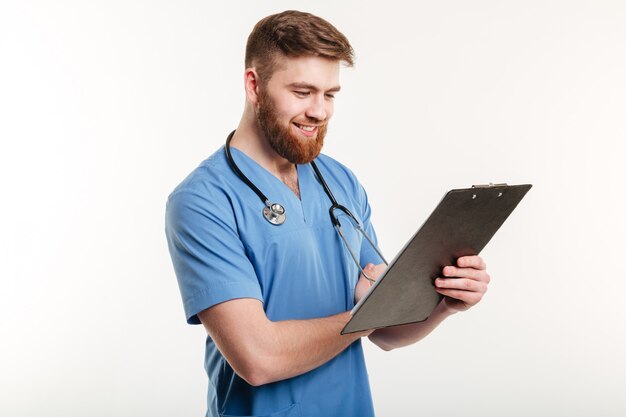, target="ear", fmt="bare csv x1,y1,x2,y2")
244,68,261,107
